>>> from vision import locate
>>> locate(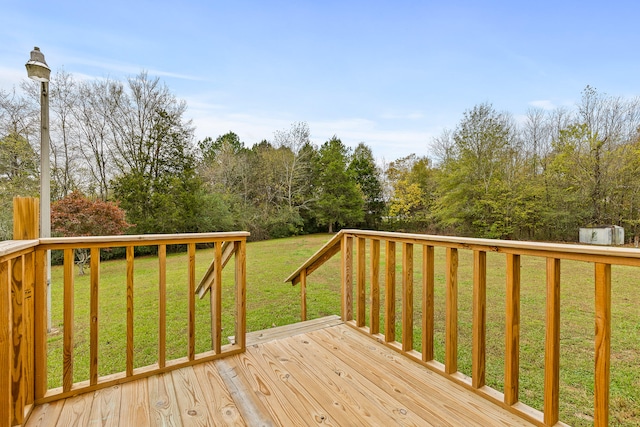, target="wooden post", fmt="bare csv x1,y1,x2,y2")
13,197,39,240
300,268,307,322
384,241,396,342
472,250,487,389
594,263,611,427
370,239,380,335
235,239,247,350
422,245,434,362
445,248,458,374
341,236,353,322
544,258,561,426
0,260,12,426
356,237,366,327
402,243,413,352
505,254,521,405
